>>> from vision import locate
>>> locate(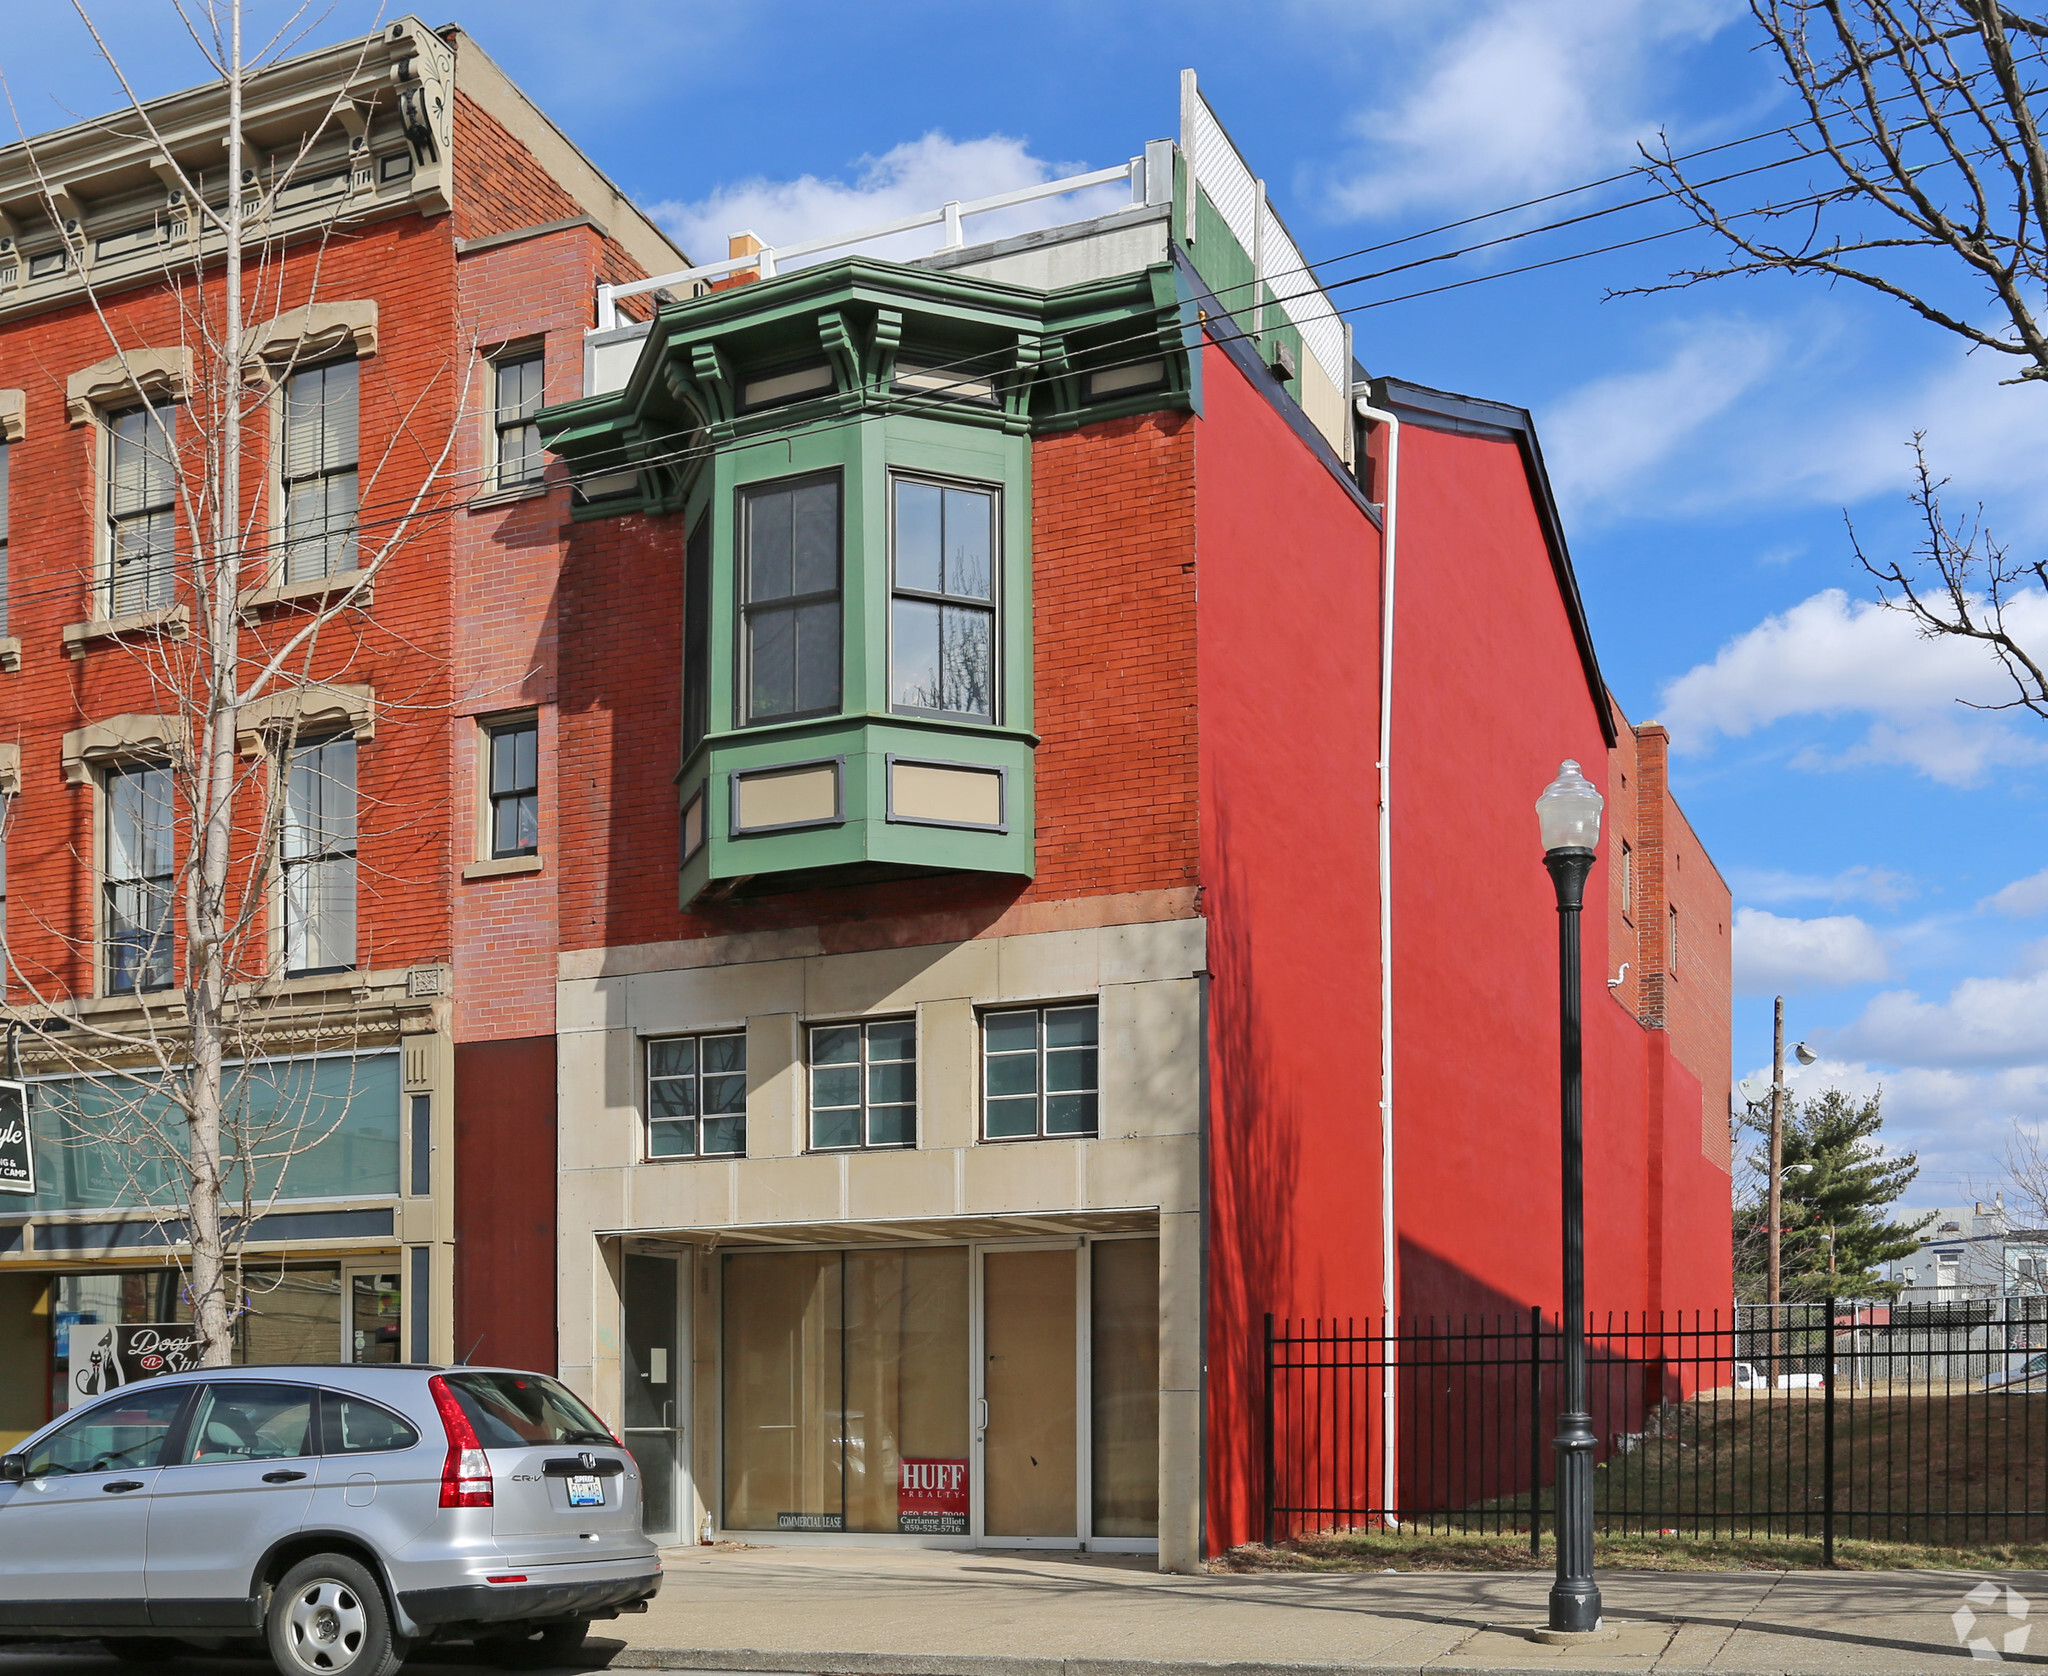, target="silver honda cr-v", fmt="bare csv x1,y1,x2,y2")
0,1363,661,1675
